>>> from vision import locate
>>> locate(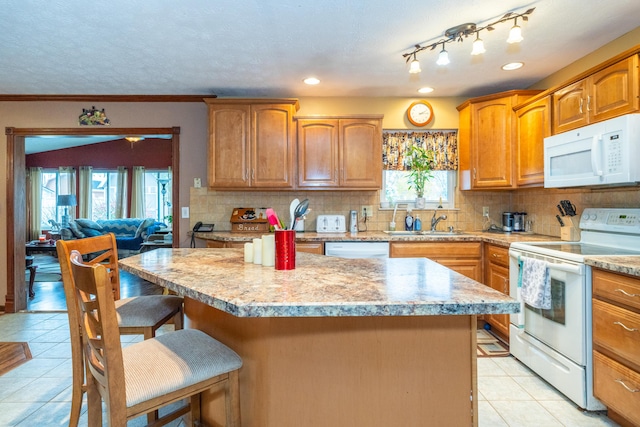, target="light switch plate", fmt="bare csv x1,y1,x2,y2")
181,207,189,218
